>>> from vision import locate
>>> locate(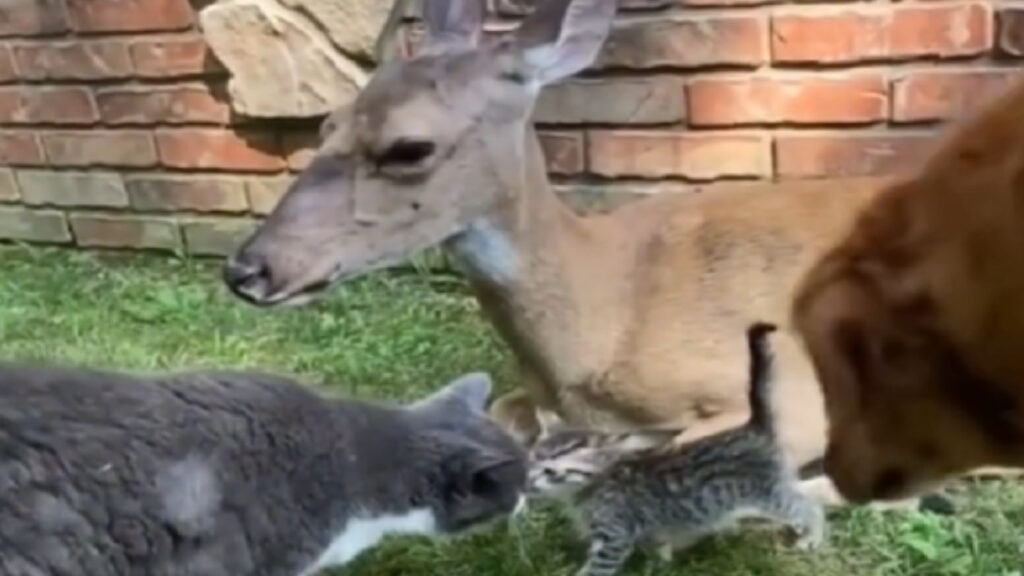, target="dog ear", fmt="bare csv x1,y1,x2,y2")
794,271,882,416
